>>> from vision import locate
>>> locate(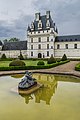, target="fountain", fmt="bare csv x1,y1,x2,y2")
18,71,43,94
